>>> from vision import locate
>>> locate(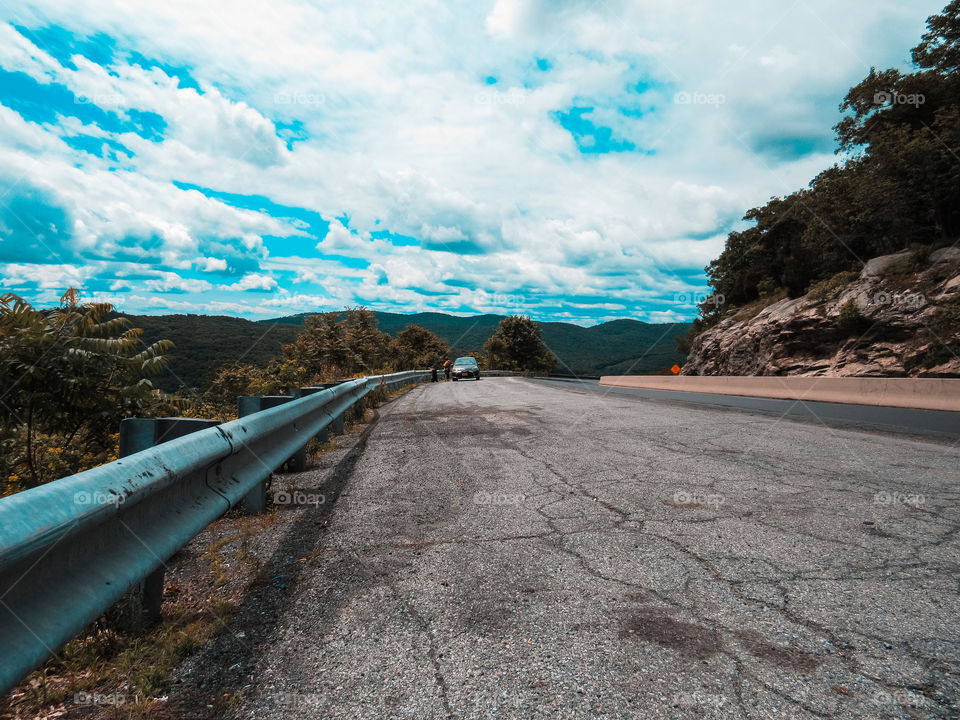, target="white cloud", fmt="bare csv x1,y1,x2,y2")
219,273,278,292
1,263,91,288
260,293,336,309
143,272,212,293
0,0,942,321
199,257,228,272
317,219,359,251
